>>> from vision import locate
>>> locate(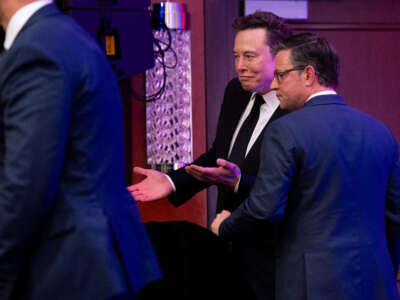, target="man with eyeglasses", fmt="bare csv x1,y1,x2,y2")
129,11,291,300
212,32,400,299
